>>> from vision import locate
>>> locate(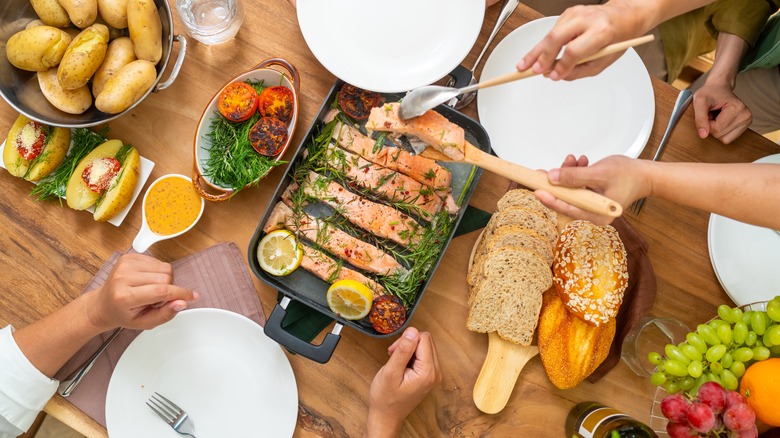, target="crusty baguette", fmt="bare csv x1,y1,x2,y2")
497,188,558,224
467,247,552,345
467,225,553,286
537,288,616,389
